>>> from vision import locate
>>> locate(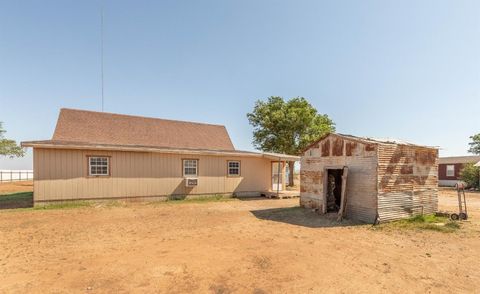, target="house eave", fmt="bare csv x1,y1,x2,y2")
21,141,300,160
